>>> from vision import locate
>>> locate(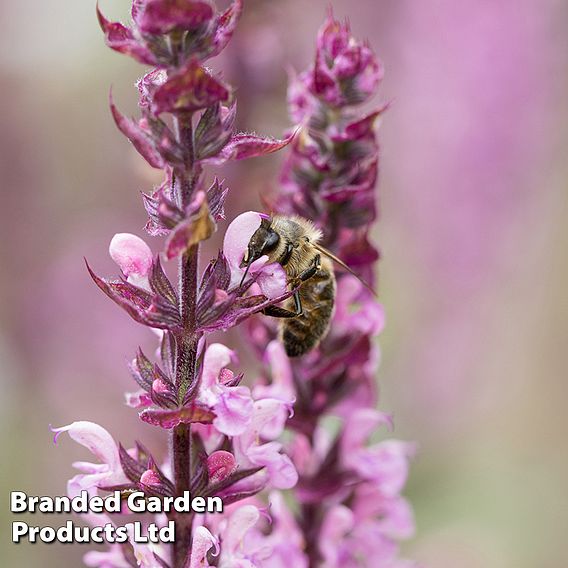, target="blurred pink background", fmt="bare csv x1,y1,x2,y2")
1,0,567,566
